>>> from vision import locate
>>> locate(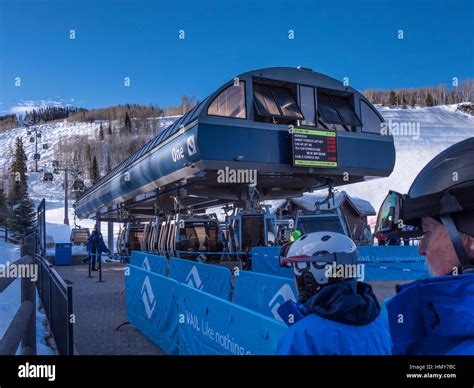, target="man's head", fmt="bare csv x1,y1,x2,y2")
419,216,474,276
375,138,474,274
